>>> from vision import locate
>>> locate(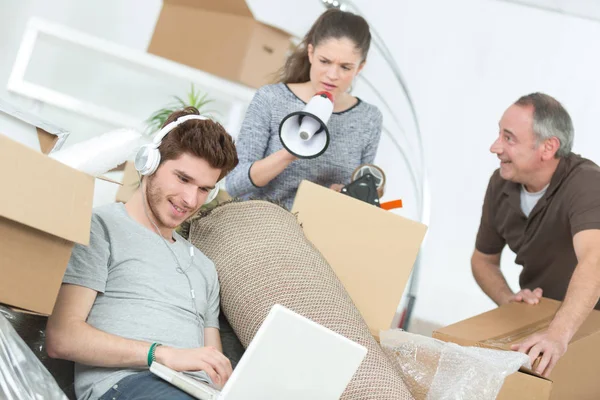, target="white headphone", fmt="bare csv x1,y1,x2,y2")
134,114,220,205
